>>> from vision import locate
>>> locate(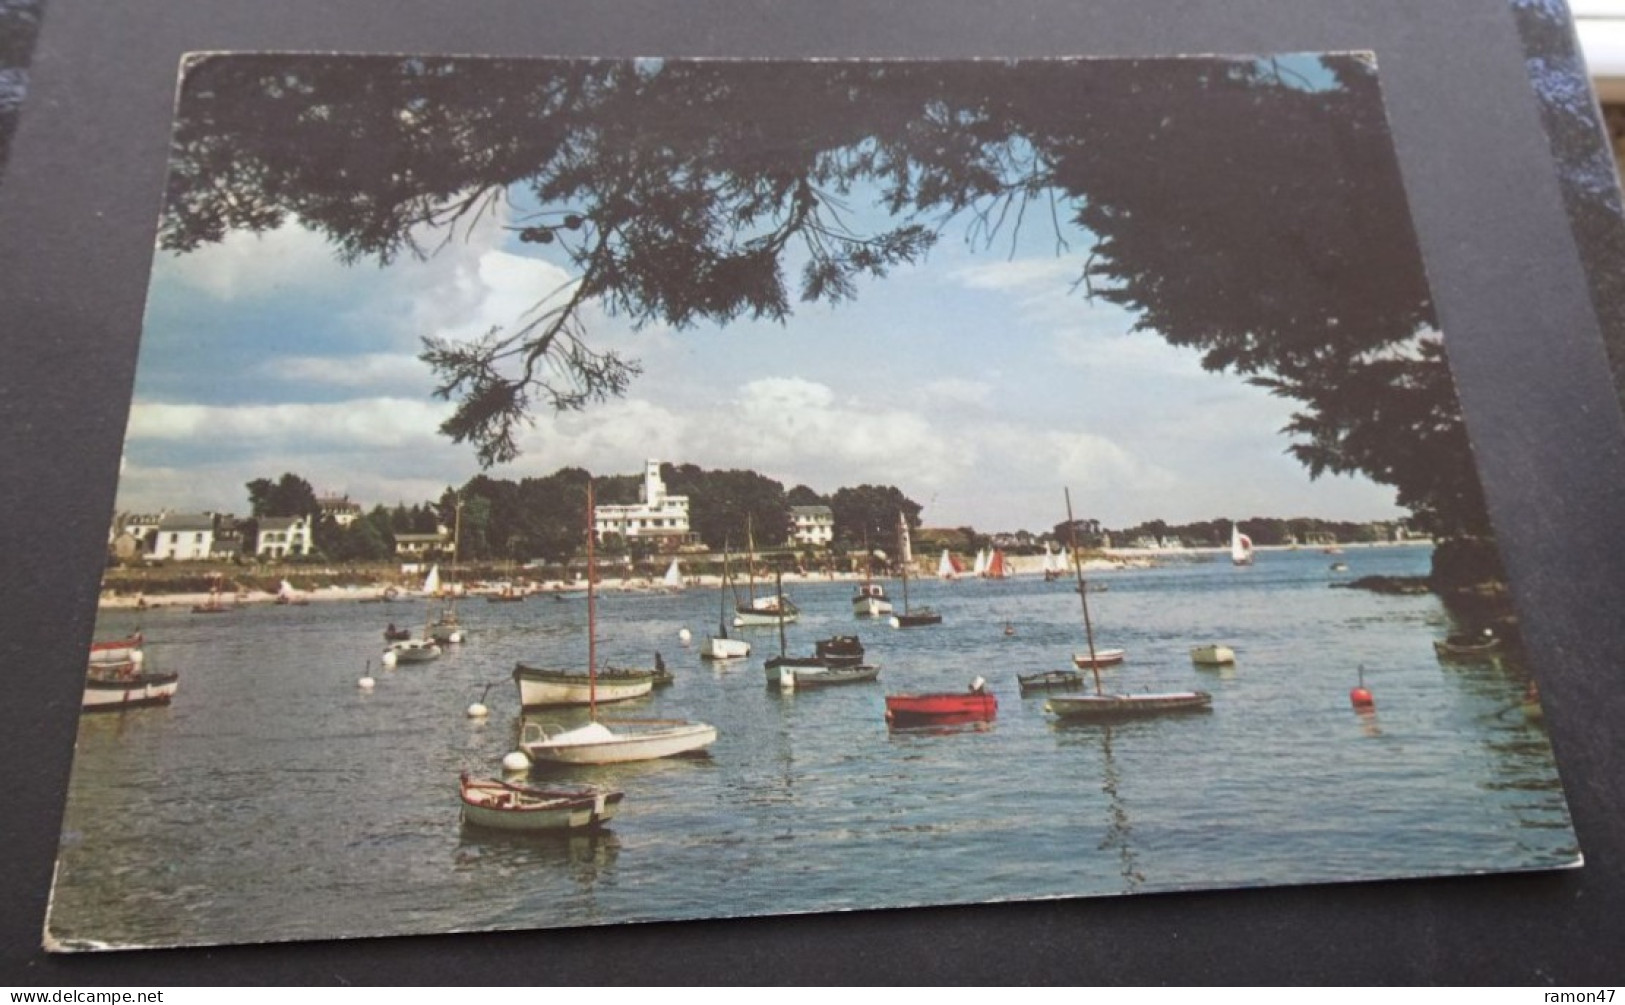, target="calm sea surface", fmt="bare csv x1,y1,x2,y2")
49,546,1578,949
